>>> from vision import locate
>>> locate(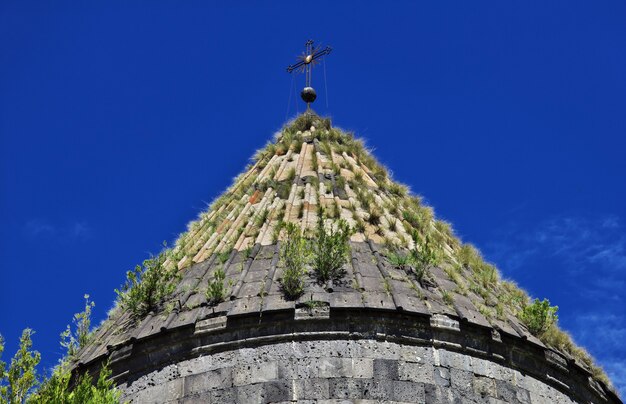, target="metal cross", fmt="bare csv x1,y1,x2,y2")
287,40,332,108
